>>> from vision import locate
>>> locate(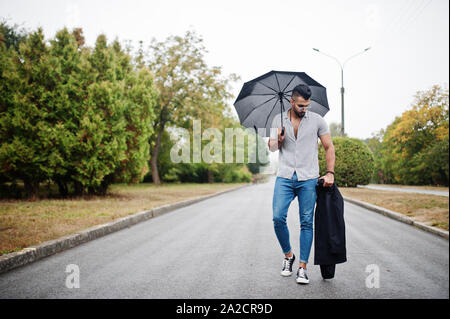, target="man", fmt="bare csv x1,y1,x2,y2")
268,84,335,284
